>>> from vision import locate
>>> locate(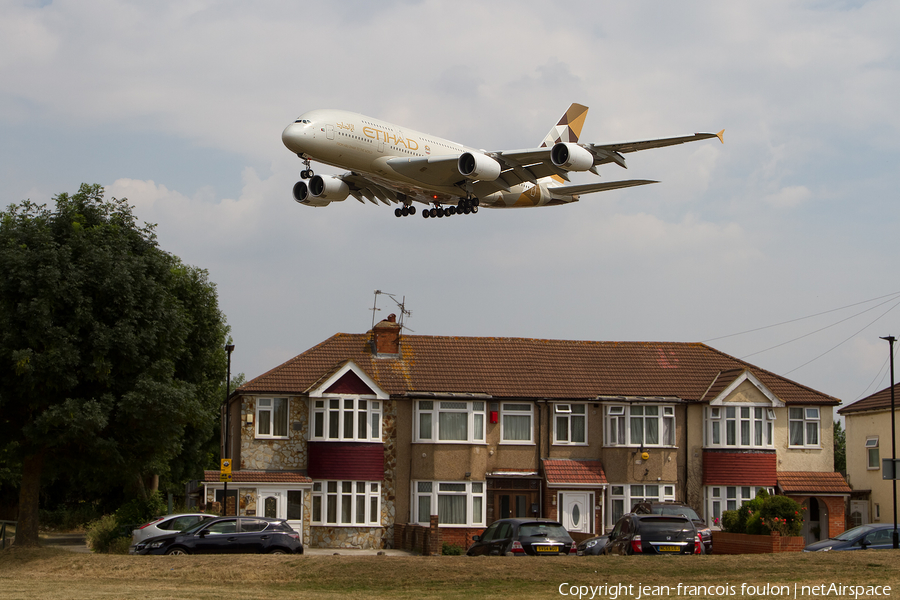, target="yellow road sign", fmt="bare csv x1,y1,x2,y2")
220,459,232,474
219,473,232,482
